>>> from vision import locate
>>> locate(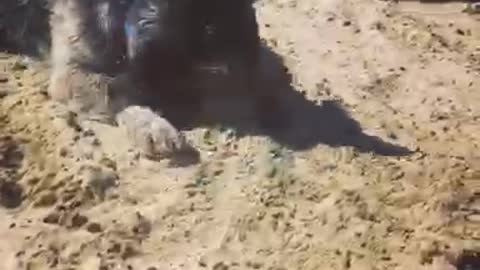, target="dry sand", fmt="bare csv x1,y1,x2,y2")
0,0,479,269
